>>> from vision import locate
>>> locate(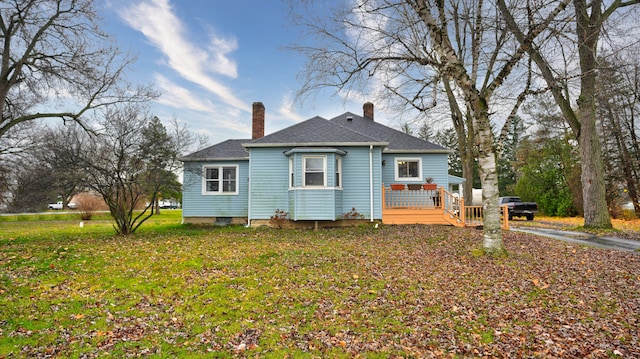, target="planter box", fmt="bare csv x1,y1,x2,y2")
423,183,437,190
407,184,423,190
390,184,406,190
